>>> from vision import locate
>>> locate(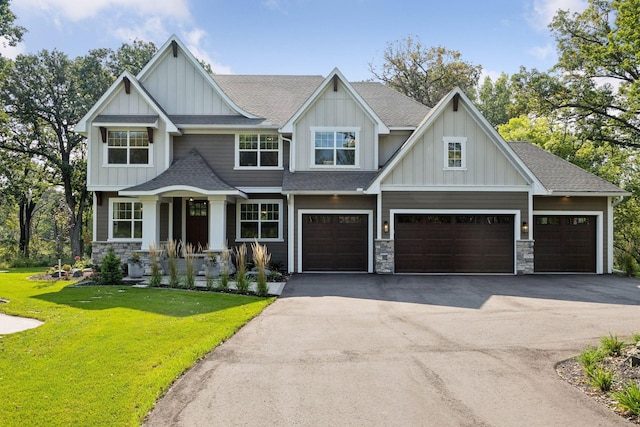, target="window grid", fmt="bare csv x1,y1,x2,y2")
239,202,281,240
238,134,279,167
112,201,142,239
107,130,150,165
314,131,357,166
448,142,463,168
